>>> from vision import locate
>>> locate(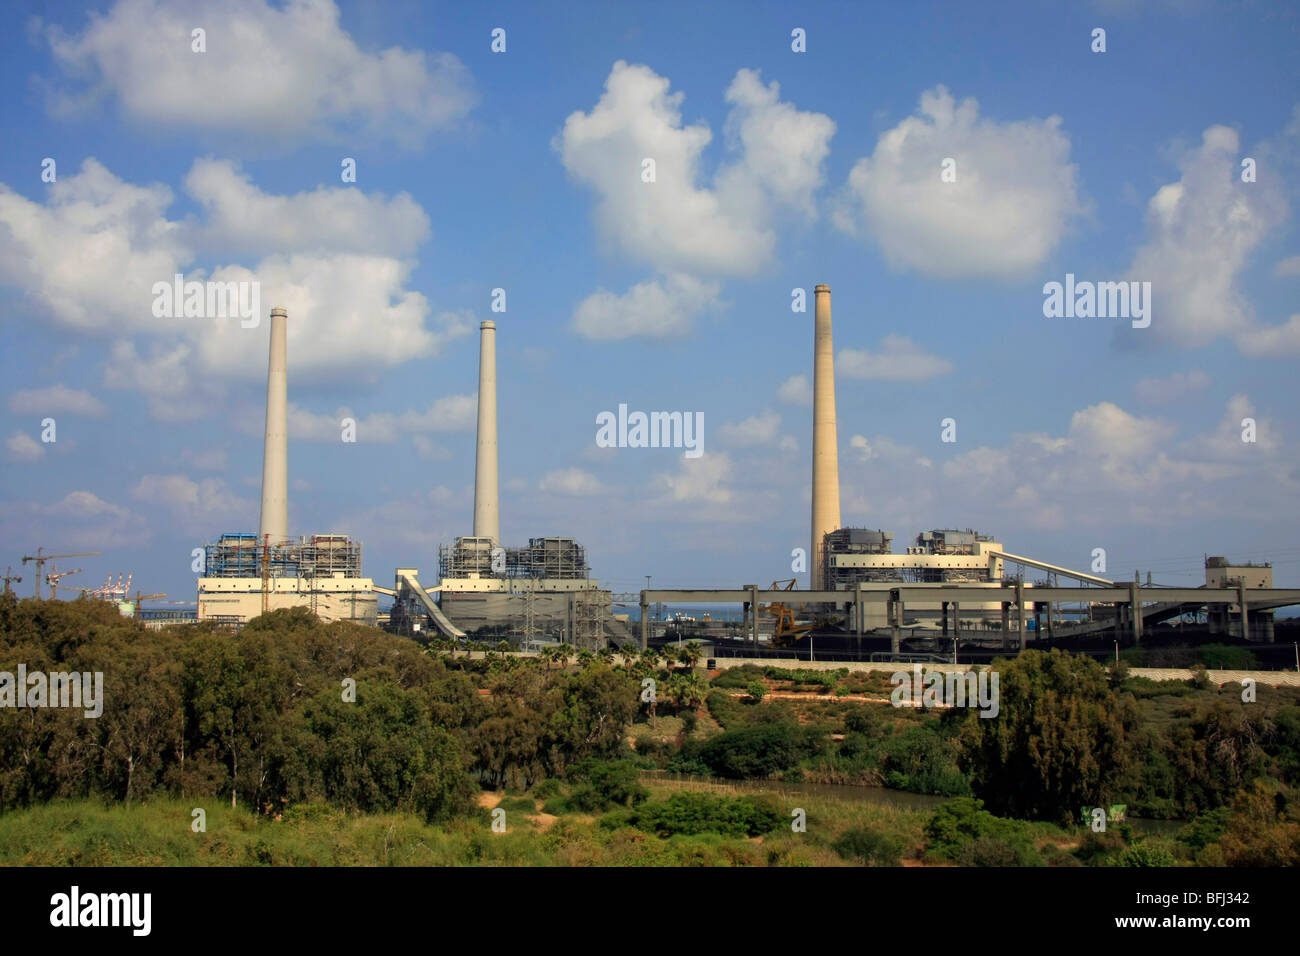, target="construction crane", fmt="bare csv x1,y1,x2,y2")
22,549,100,599
762,579,815,647
133,592,166,620
2,566,21,596
45,565,83,601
